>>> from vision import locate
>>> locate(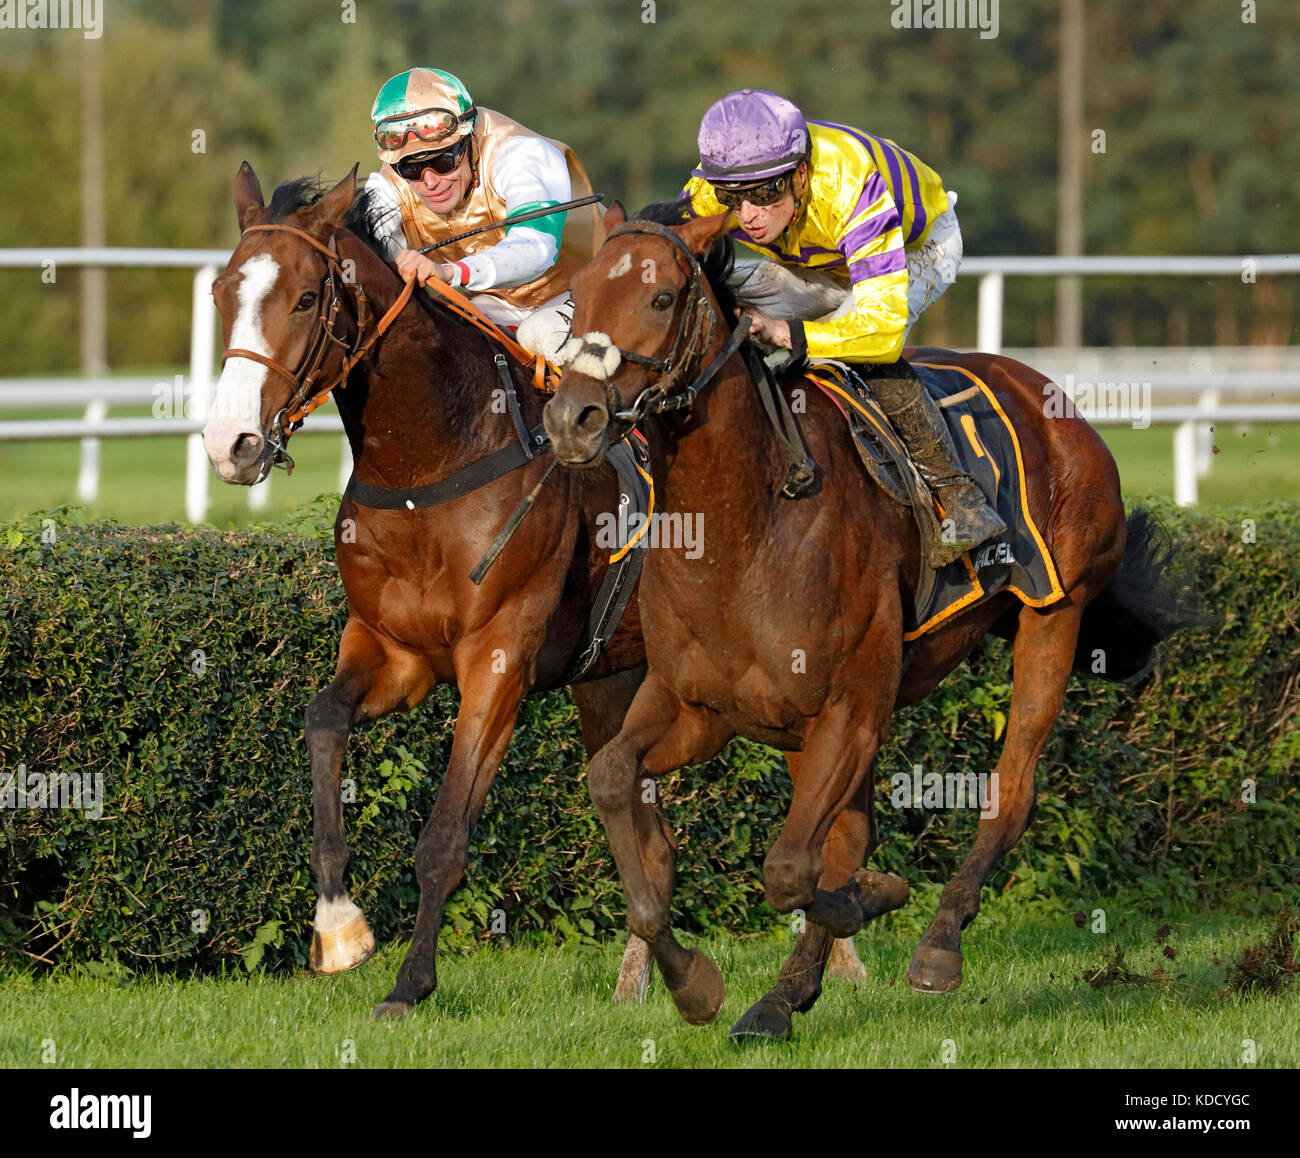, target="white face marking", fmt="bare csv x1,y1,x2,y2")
203,252,280,477
607,251,632,279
